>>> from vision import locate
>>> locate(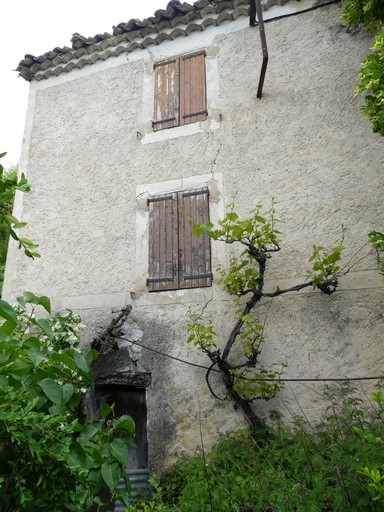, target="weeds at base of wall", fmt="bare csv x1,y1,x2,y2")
126,385,384,512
